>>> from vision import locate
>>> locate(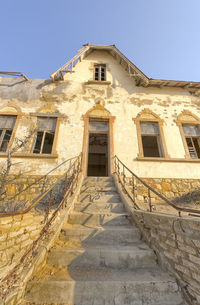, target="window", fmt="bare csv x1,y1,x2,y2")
94,64,106,81
175,111,200,159
182,124,200,159
140,122,163,157
0,115,16,152
133,109,169,159
33,117,57,154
